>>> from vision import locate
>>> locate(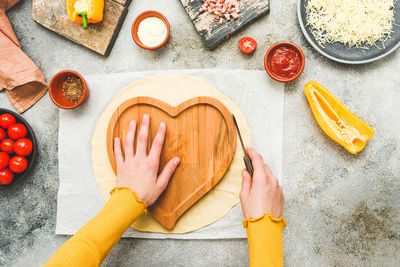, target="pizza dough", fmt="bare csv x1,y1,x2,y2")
91,74,251,234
